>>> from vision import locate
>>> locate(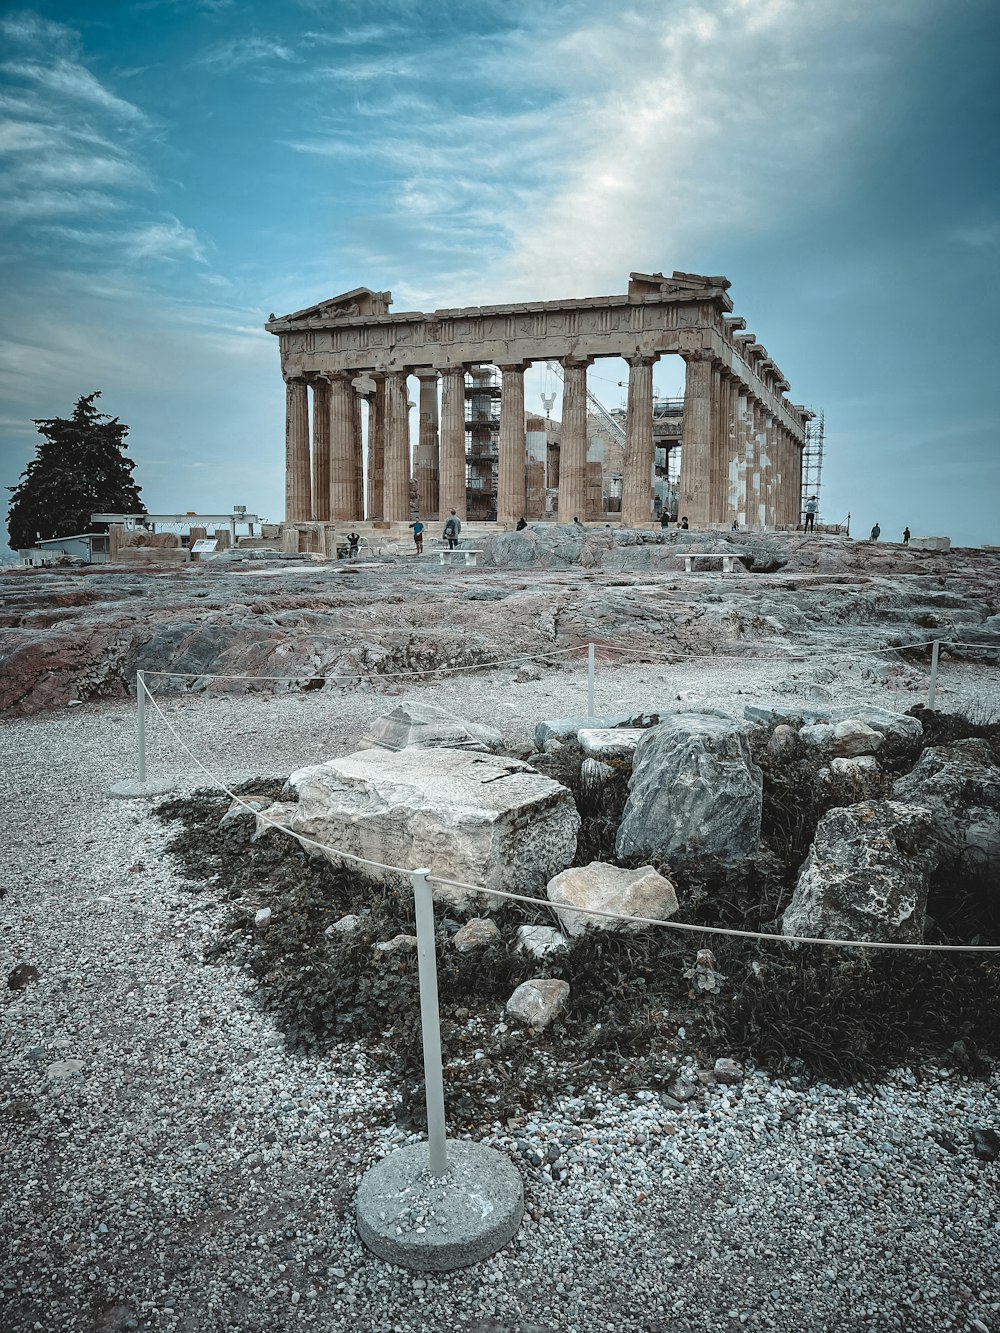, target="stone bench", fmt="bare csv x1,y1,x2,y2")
678,552,740,574
436,548,482,567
